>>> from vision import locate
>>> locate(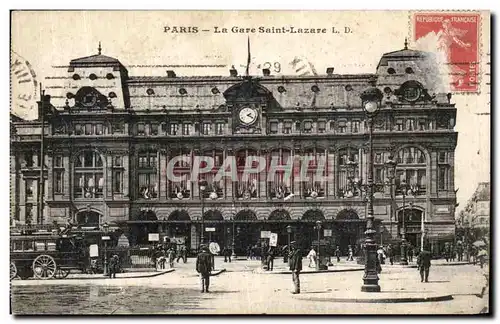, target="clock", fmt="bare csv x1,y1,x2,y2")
238,107,258,125
82,92,98,107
